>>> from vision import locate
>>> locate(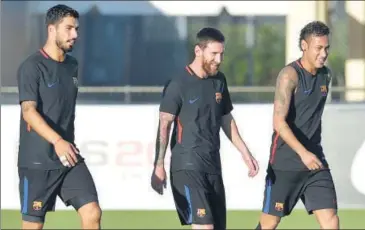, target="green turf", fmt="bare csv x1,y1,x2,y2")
2,209,365,229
